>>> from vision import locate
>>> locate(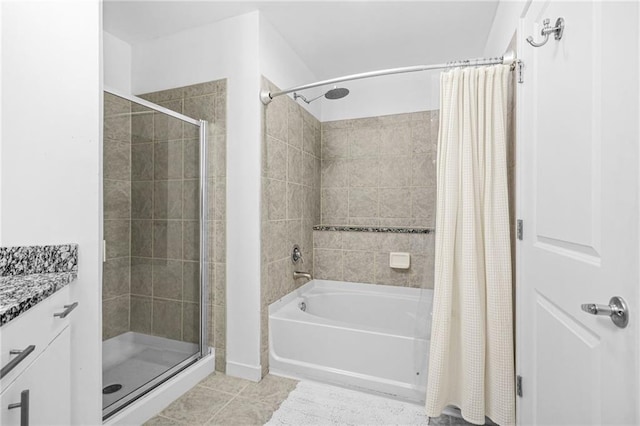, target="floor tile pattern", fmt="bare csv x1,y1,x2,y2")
146,373,481,426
